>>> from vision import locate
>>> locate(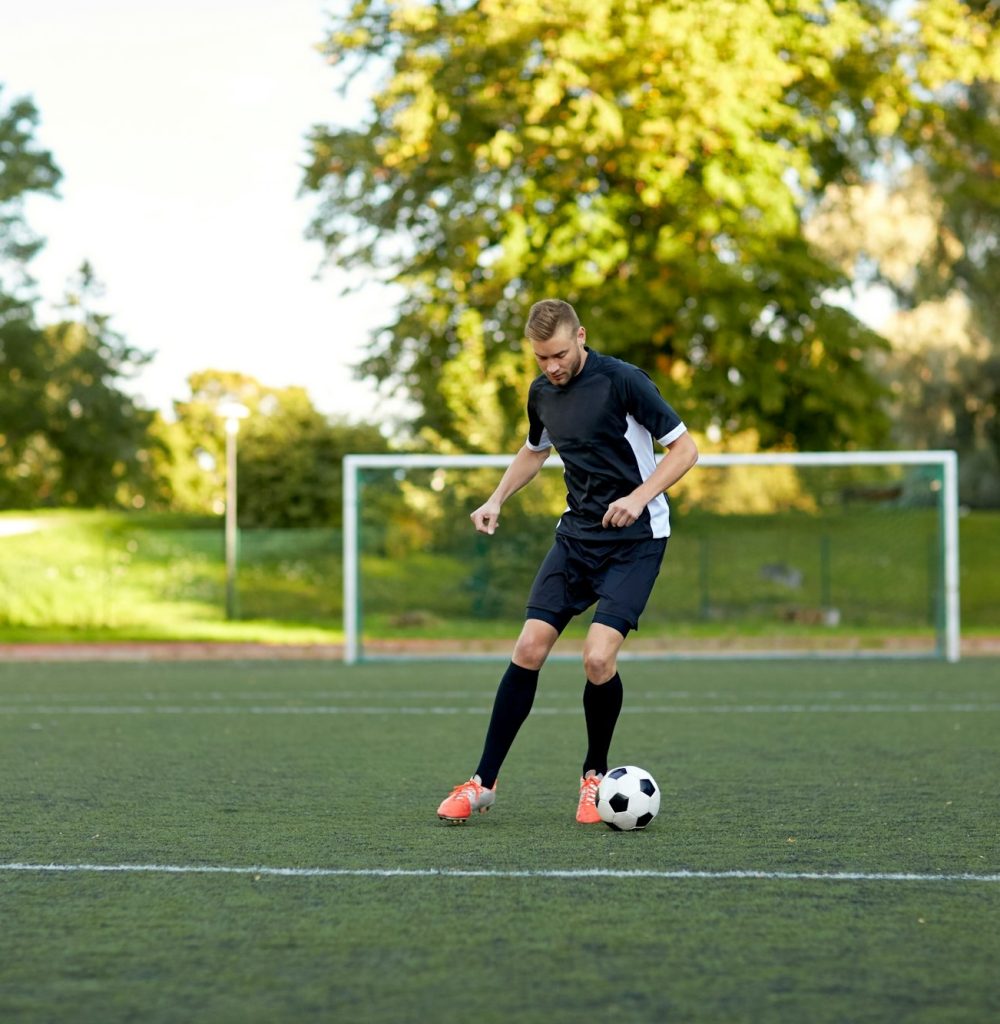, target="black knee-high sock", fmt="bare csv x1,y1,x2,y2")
582,673,623,777
475,662,539,788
